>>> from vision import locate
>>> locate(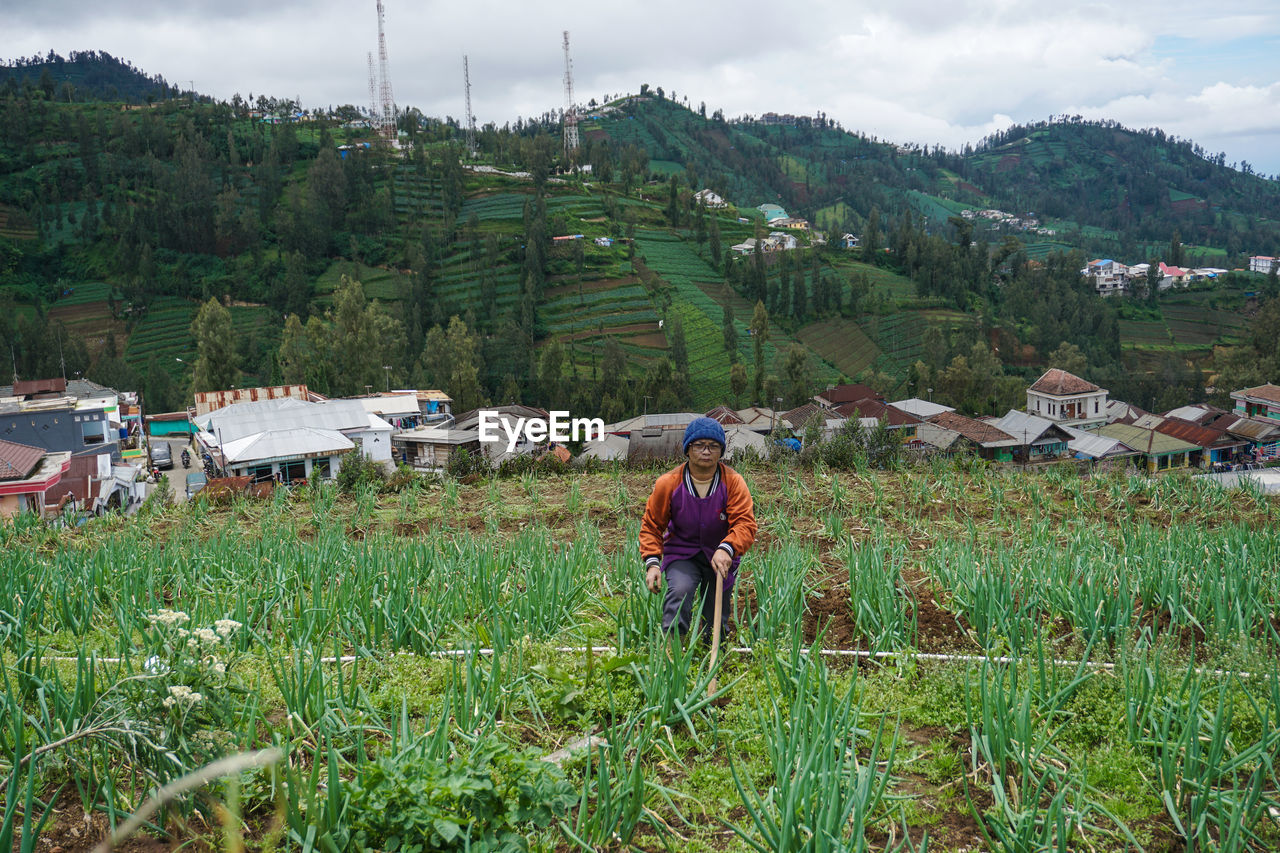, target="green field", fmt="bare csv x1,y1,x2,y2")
2,462,1278,851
